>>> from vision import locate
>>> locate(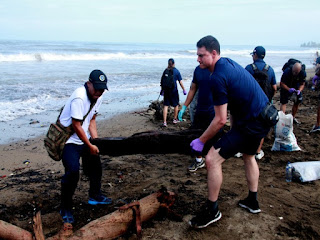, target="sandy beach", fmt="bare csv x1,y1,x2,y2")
1,68,320,239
